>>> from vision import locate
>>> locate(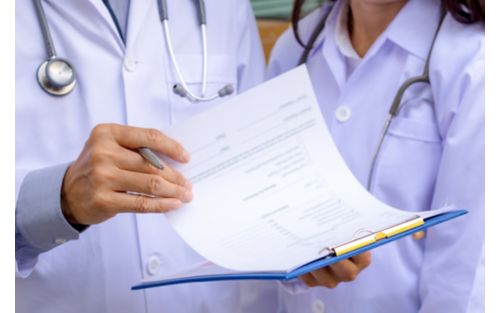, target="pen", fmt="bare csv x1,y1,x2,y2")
138,147,164,170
